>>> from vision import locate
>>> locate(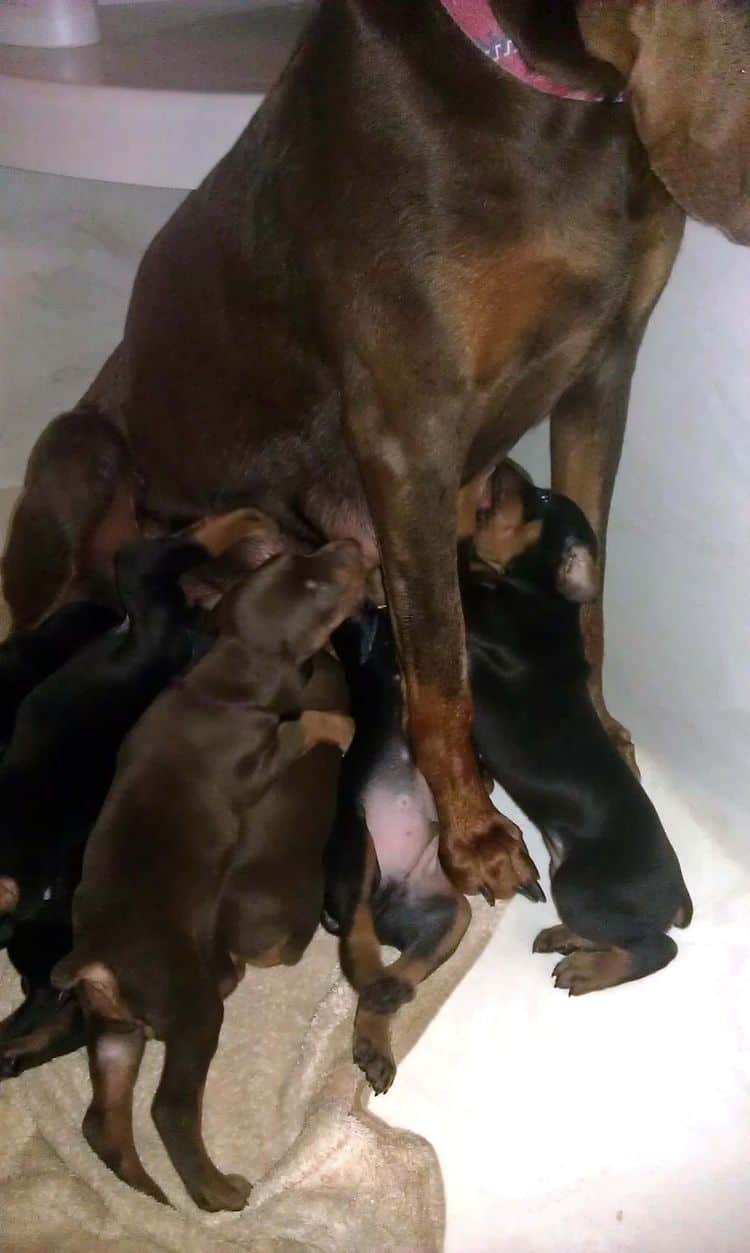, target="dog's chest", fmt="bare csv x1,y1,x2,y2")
440,227,627,395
